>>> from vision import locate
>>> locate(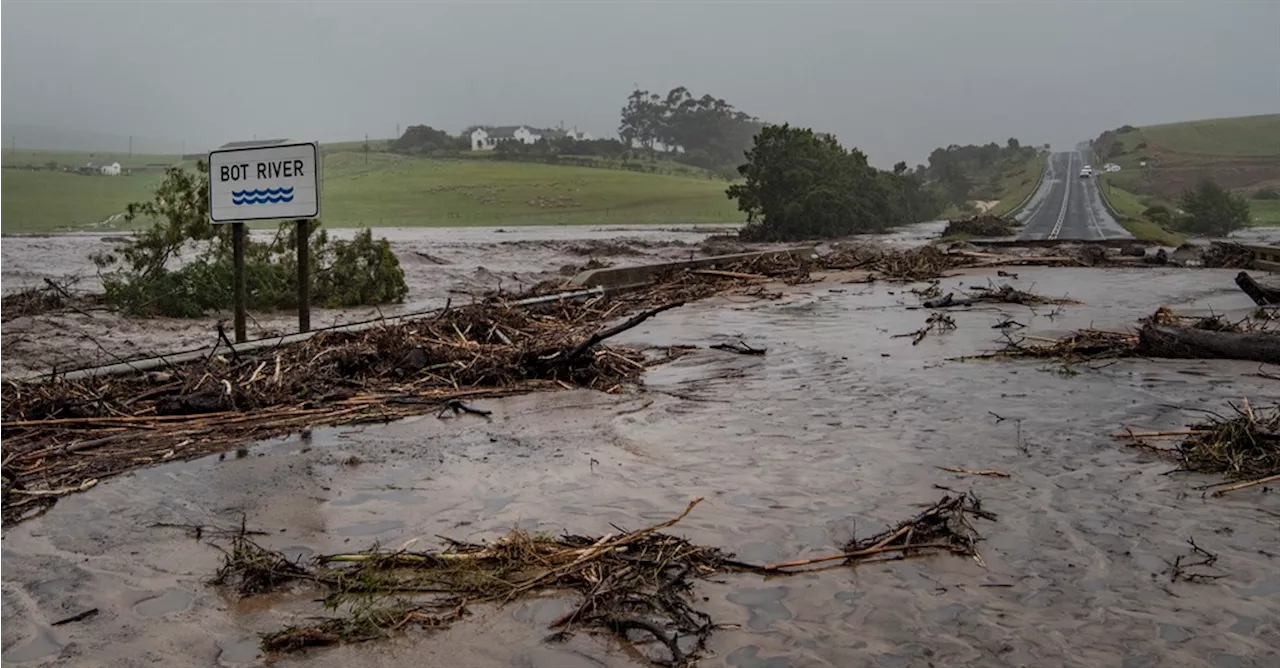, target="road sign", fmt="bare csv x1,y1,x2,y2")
208,140,319,222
